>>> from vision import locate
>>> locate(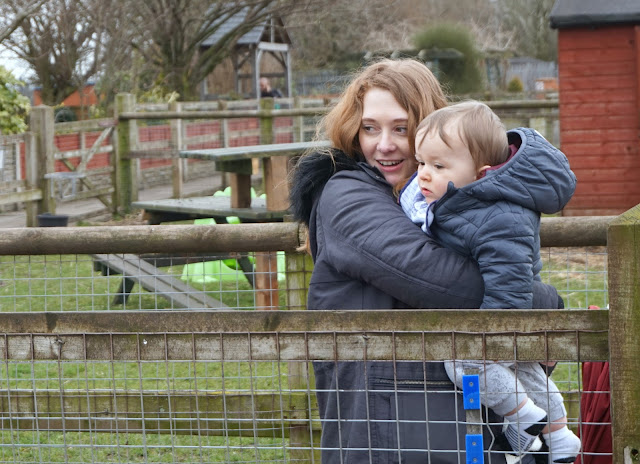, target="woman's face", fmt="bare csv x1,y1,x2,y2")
358,88,416,187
